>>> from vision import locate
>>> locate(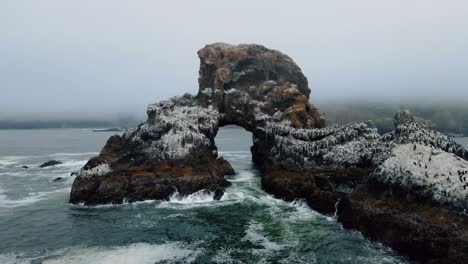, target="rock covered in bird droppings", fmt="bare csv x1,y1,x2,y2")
69,44,468,263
